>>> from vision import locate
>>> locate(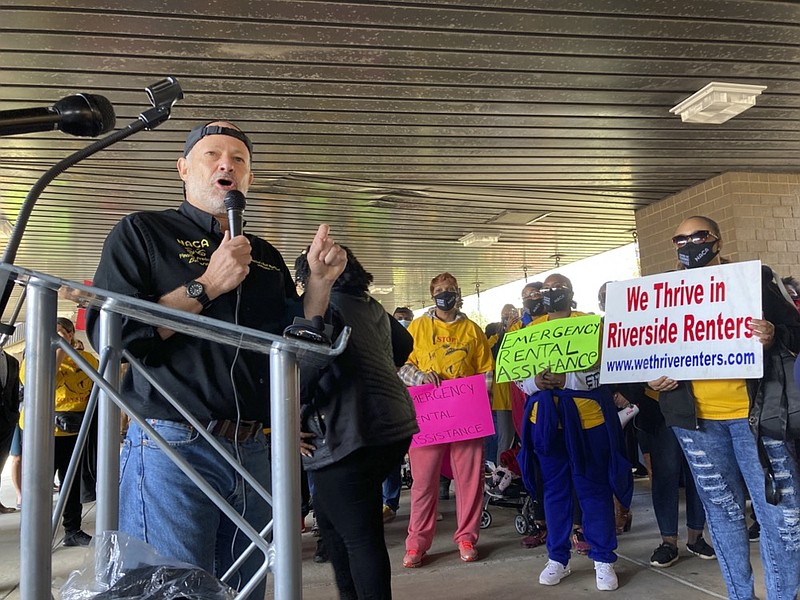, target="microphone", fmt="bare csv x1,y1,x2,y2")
0,93,116,137
224,190,246,238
